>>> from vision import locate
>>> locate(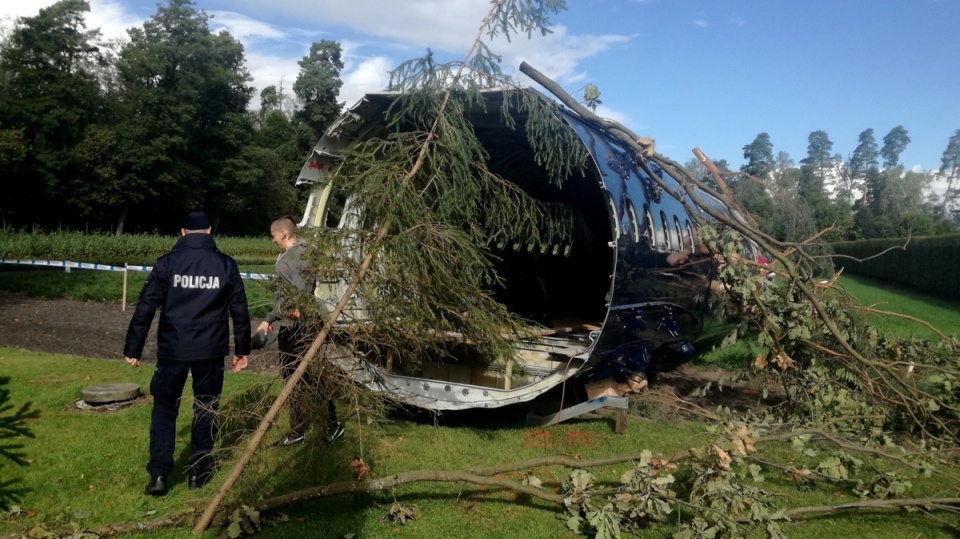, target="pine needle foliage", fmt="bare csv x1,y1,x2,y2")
298,0,589,371
0,376,38,511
